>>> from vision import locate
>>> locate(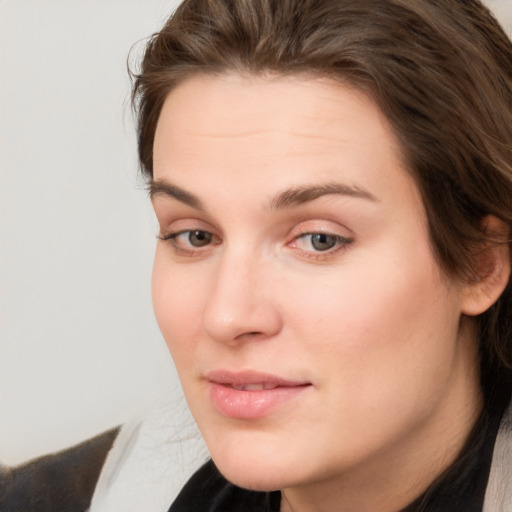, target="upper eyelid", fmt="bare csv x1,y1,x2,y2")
292,227,350,236
295,232,352,240
156,216,217,234
287,220,354,239
157,216,353,240
159,228,215,241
